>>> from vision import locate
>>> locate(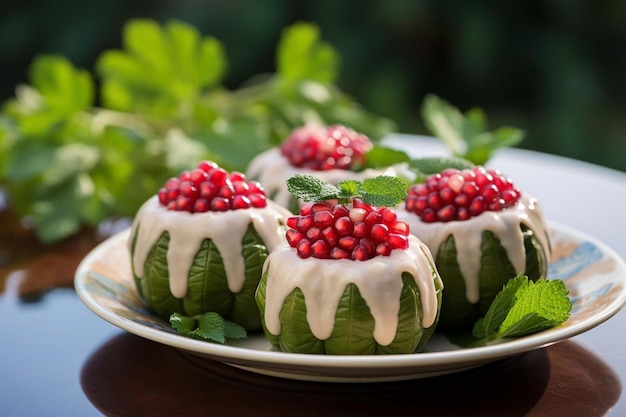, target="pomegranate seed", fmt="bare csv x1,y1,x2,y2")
311,202,333,213
339,236,358,250
217,183,235,199
349,208,367,222
248,193,267,208
405,166,521,222
198,161,218,172
179,181,198,198
199,181,216,199
437,205,456,222
286,217,298,229
322,227,339,246
300,202,315,216
330,247,350,259
364,210,382,226
352,245,370,261
209,168,228,187
335,217,353,236
178,170,191,182
176,195,193,211
158,188,167,205
388,234,408,249
370,223,389,242
248,181,264,194
231,195,251,210
286,229,304,246
469,196,486,216
353,222,367,238
229,171,246,182
332,205,350,217
297,239,312,258
313,210,334,227
210,197,230,211
311,240,329,258
296,215,314,231
359,238,375,254
380,207,397,223
376,242,391,256
189,169,208,185
306,227,322,241
390,220,409,234
164,177,180,189
194,198,210,213
280,124,372,171
232,180,250,195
